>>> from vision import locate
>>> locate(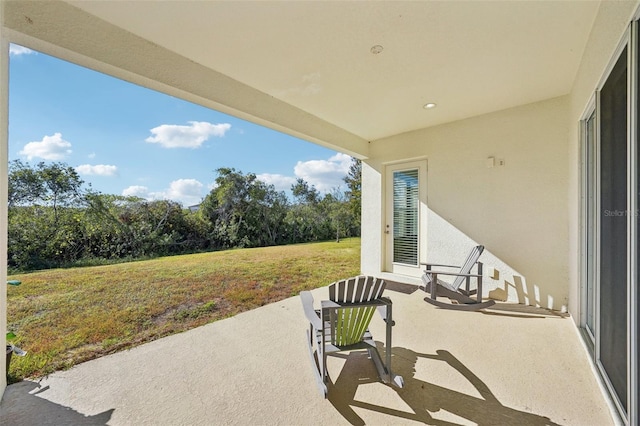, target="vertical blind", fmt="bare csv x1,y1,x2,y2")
393,169,419,265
